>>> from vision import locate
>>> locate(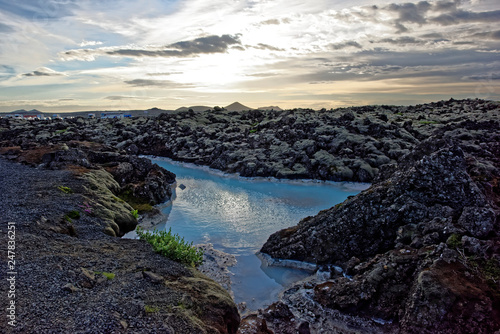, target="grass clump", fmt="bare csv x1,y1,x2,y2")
144,305,159,314
95,271,116,280
136,227,204,267
58,185,73,194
